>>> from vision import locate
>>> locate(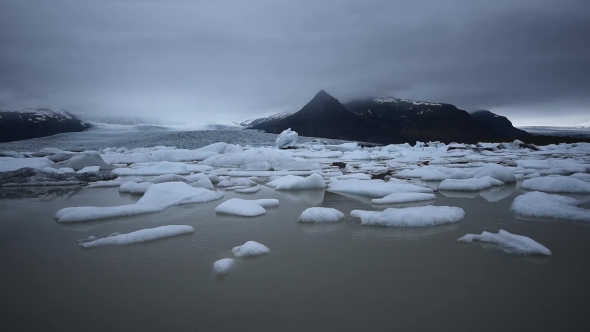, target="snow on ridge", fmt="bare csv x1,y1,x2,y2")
373,96,442,106
1,108,73,120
